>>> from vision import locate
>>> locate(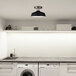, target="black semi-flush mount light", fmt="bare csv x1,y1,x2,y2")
31,6,46,16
